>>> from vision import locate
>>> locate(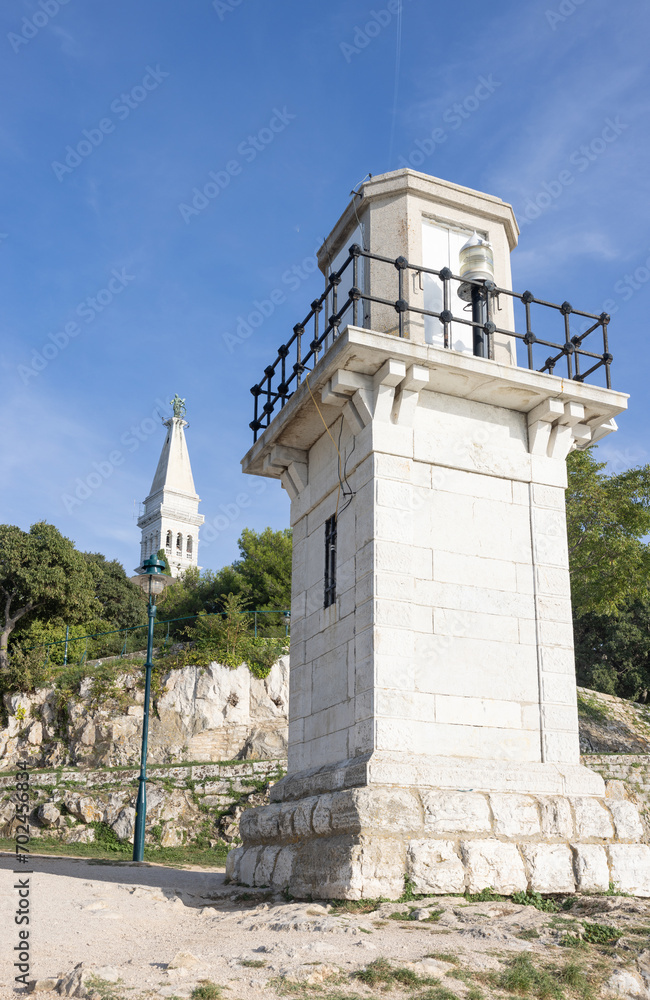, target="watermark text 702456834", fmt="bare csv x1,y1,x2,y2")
13,761,32,988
